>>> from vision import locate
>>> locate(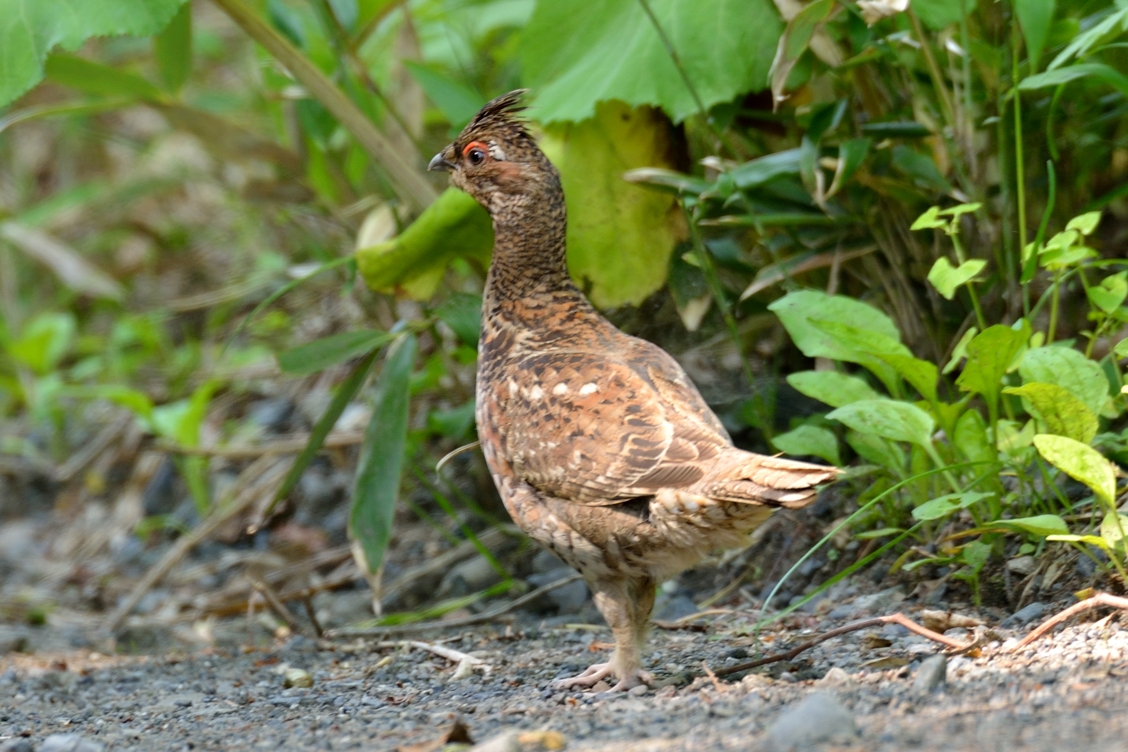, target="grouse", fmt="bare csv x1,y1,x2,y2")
429,91,838,692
